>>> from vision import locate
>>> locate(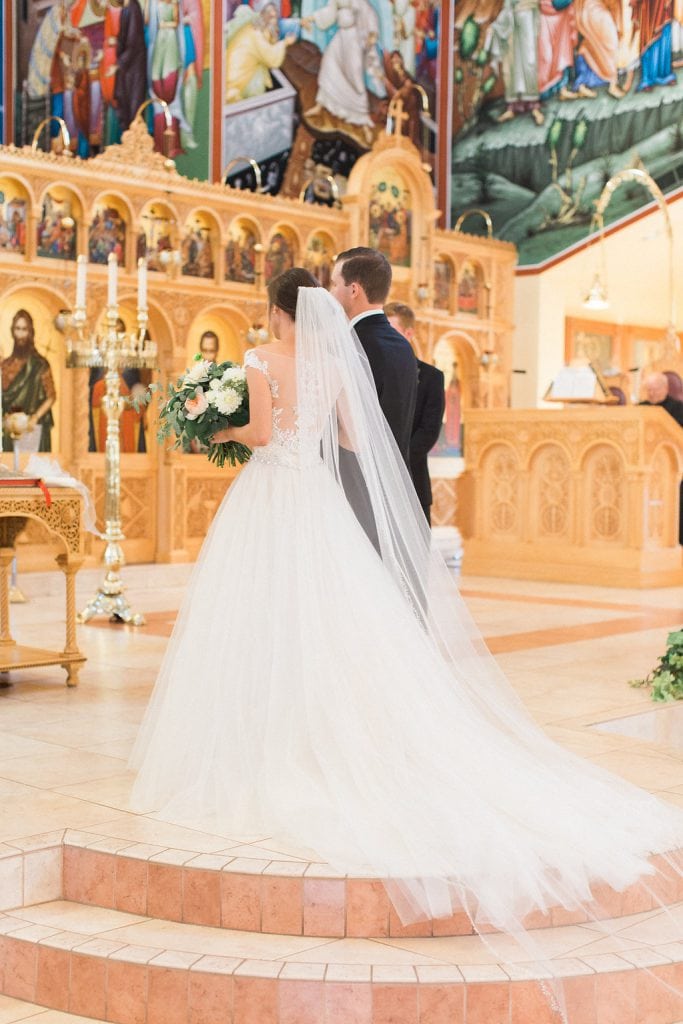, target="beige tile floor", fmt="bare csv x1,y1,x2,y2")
0,564,683,1022
0,563,682,849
